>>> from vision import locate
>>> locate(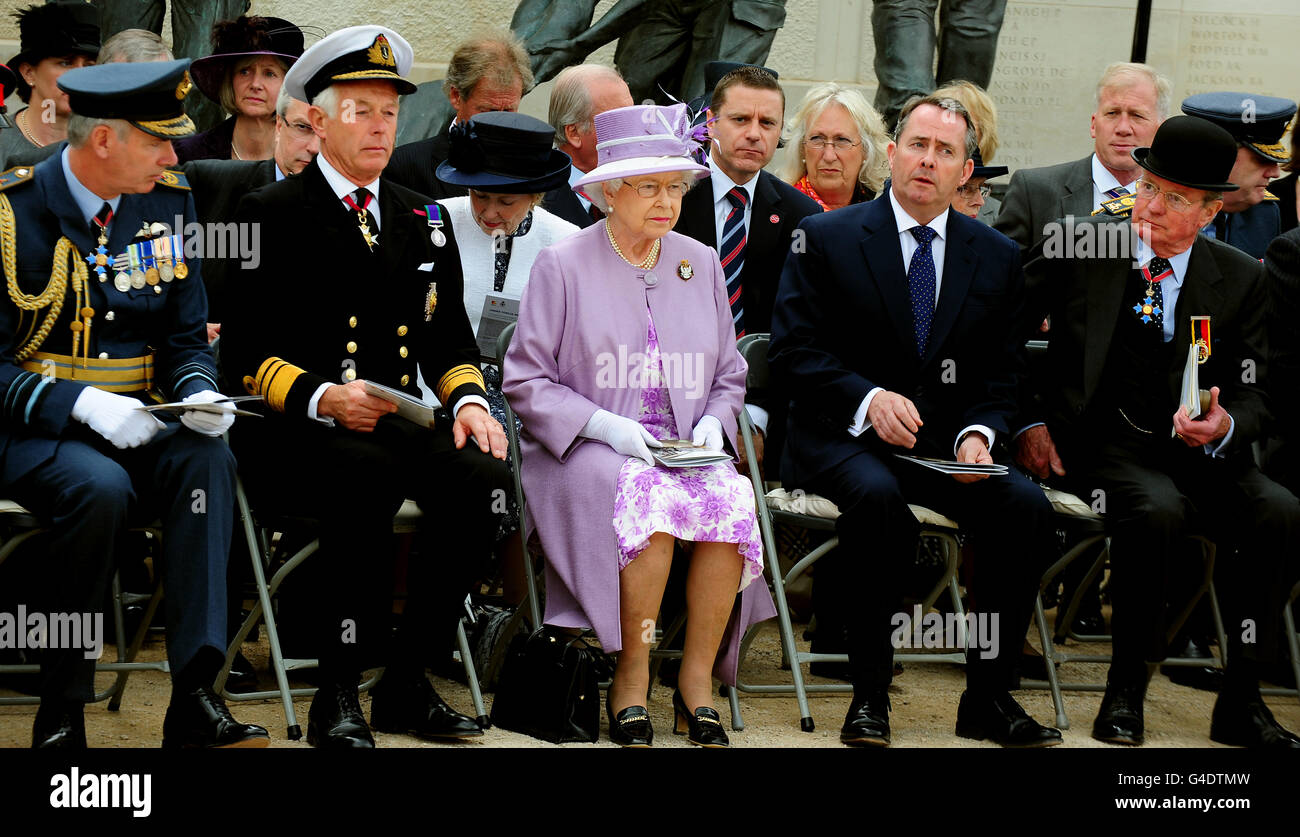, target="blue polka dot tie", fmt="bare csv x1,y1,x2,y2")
908,225,937,356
